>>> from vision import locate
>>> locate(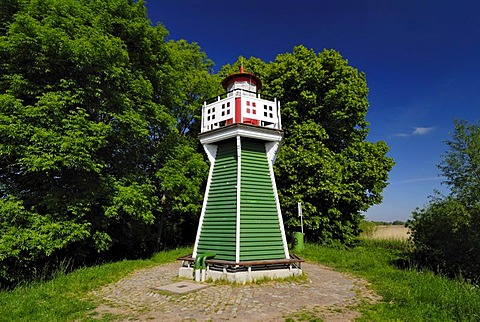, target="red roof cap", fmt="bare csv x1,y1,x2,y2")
221,67,262,90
